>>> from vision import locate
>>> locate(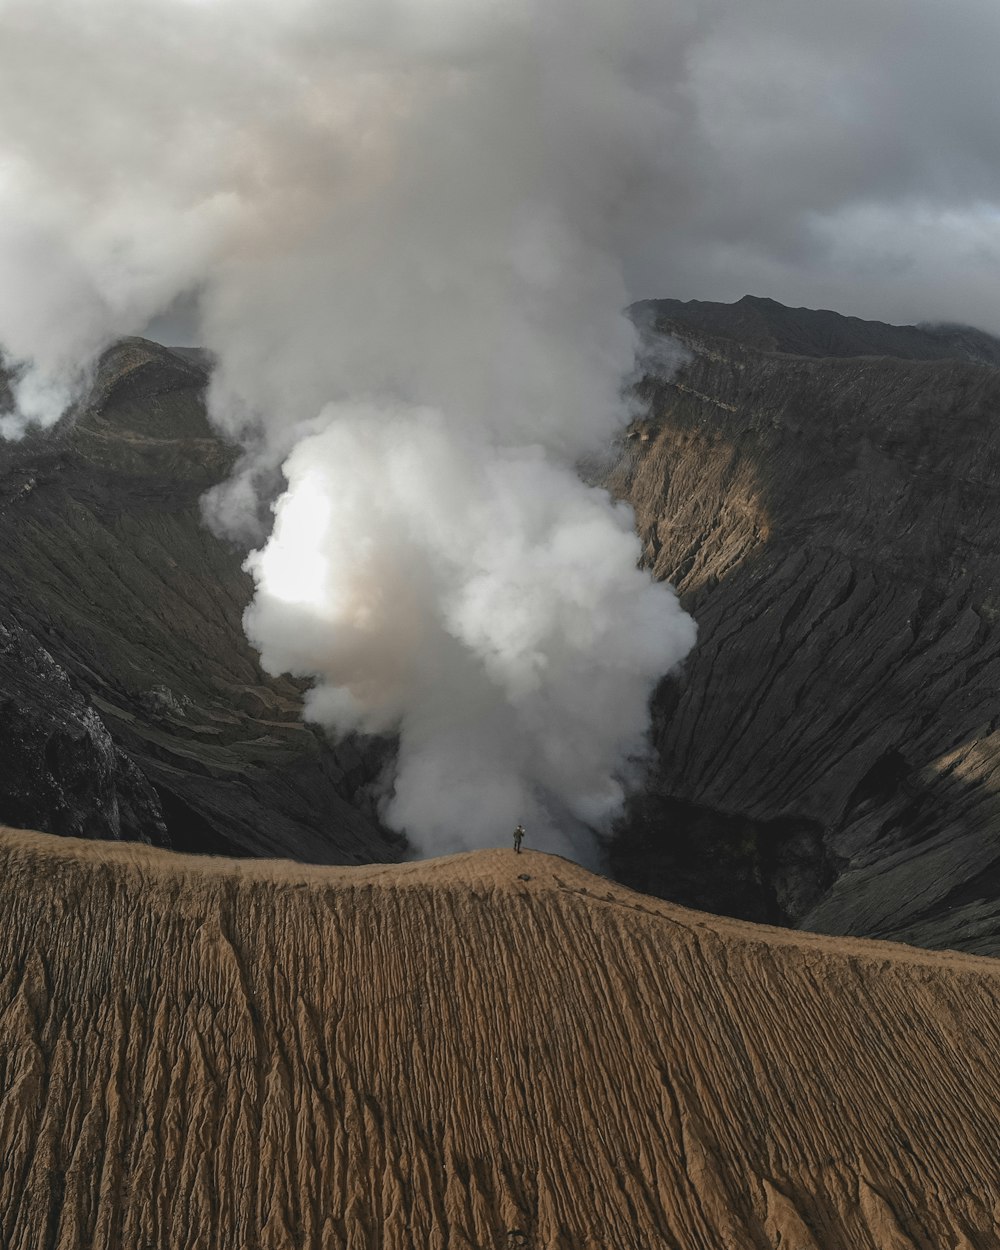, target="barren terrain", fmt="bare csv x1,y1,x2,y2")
7,301,1000,955
0,341,397,861
610,297,1000,952
2,825,999,1248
